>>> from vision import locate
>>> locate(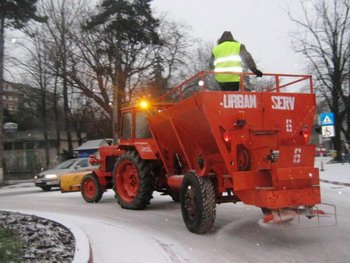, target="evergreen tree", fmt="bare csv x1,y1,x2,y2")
85,0,162,140
87,0,160,45
0,0,45,28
